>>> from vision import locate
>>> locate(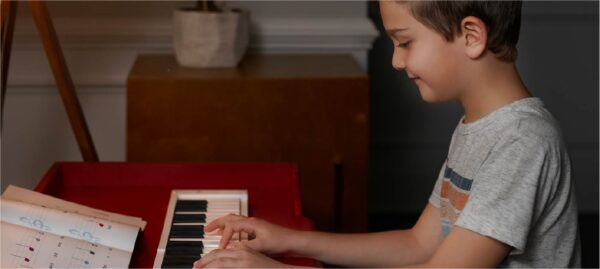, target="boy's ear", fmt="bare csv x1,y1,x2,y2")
460,16,488,59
